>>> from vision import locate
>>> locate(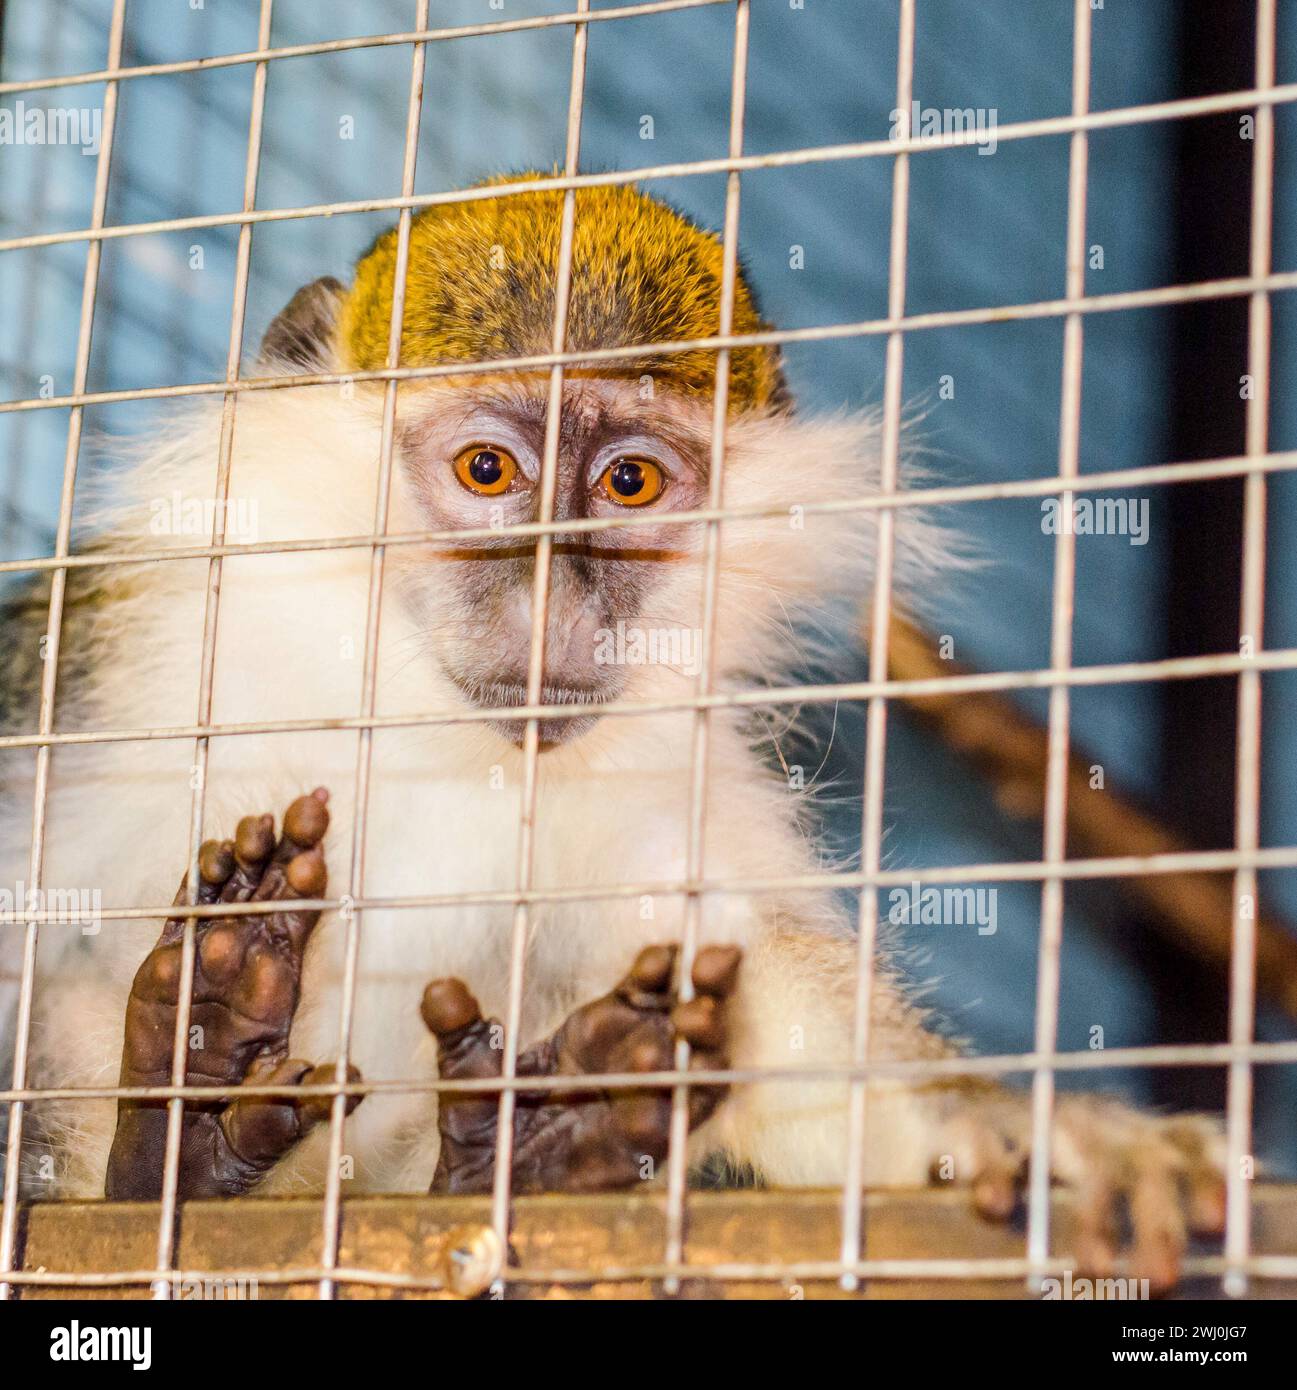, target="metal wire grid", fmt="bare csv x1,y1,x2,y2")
0,0,1292,1296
